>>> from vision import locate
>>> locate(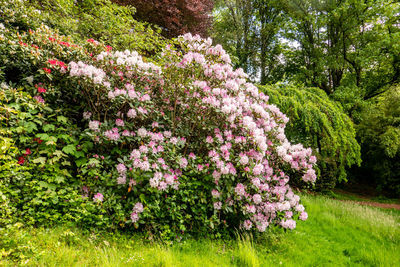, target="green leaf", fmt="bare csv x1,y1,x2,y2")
75,158,88,167
75,151,85,158
57,116,68,124
55,176,65,183
36,133,50,141
32,157,46,165
62,144,77,155
43,124,56,132
24,121,37,133
38,181,48,188
53,150,65,158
